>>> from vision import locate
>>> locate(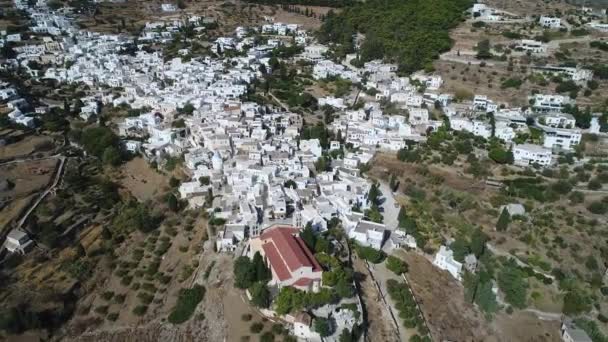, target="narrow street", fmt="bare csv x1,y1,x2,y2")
377,181,399,231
